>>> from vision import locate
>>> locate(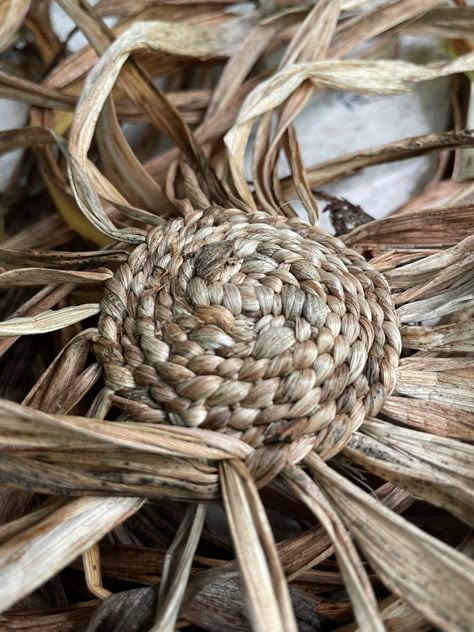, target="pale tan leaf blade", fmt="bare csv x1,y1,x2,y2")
0,268,112,287
152,504,206,632
0,496,144,613
0,0,31,52
0,304,100,336
306,453,474,632
220,460,297,632
283,463,385,632
345,427,474,526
